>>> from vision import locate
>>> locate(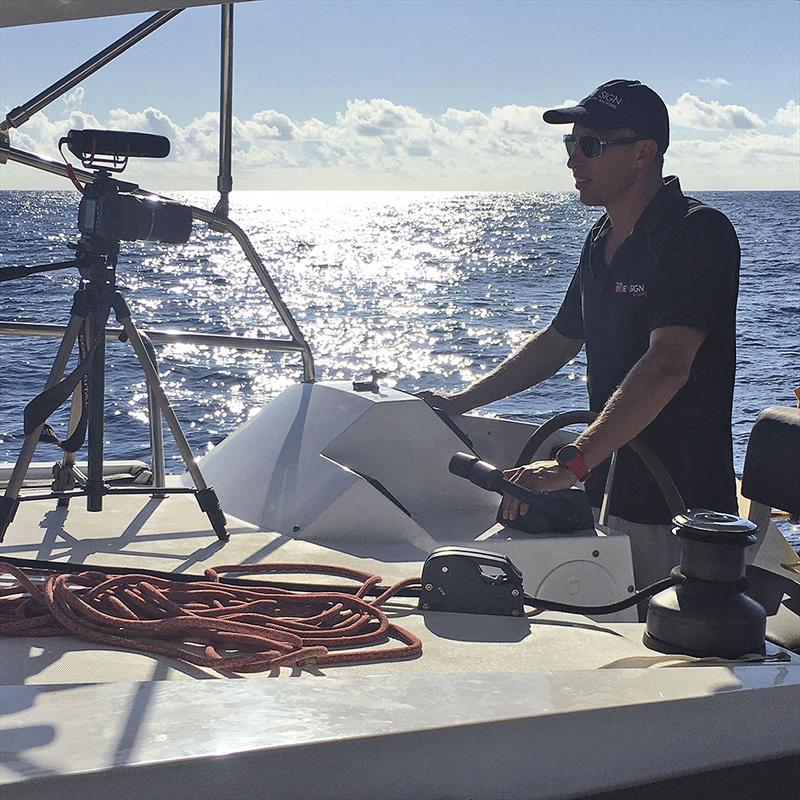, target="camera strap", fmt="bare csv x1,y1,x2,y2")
25,323,97,452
